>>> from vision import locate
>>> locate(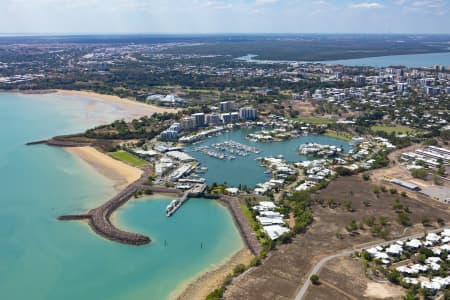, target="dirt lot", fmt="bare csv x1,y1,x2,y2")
305,257,405,300
223,176,450,300
370,144,450,202
288,100,317,117
370,144,425,185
